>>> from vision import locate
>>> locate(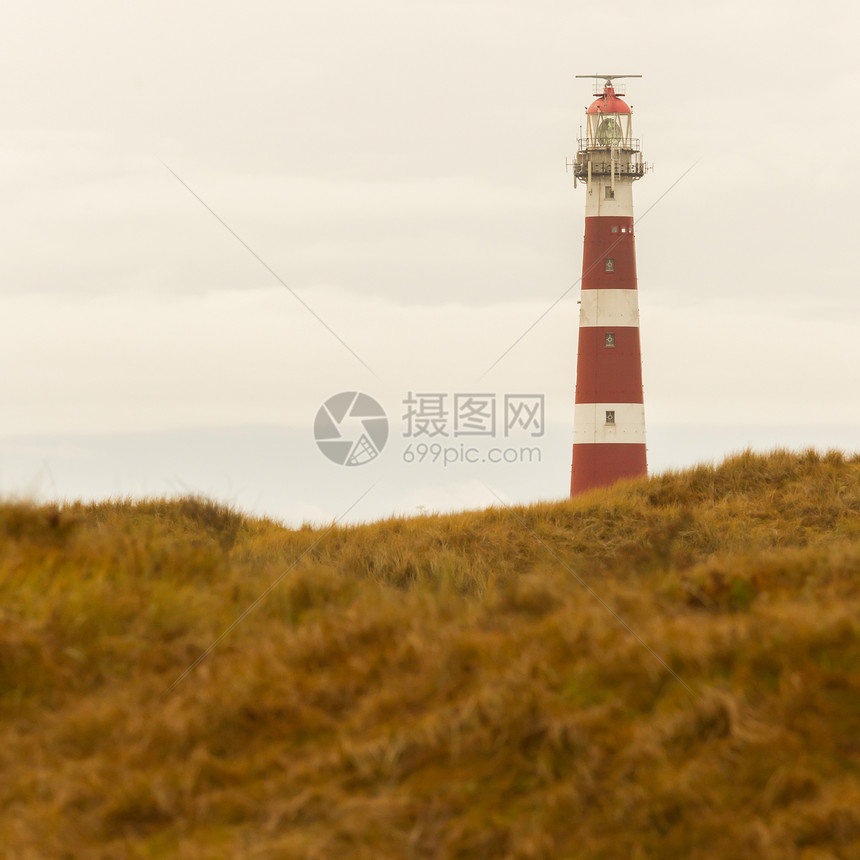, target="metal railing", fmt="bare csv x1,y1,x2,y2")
569,156,650,180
